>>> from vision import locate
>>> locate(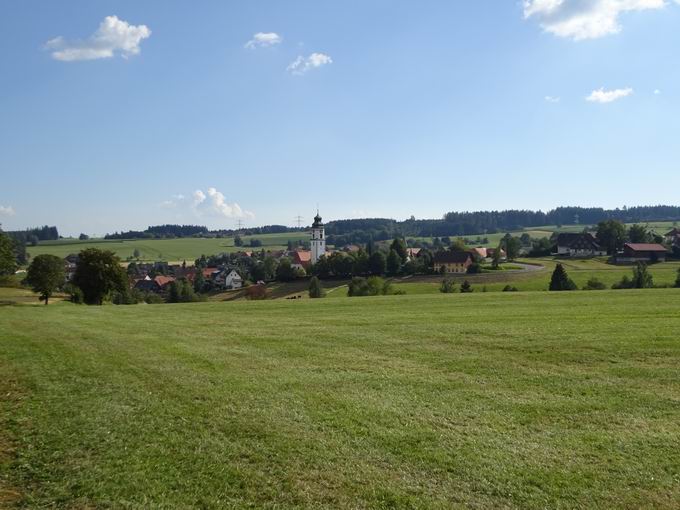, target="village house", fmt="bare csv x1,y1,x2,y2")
469,247,488,260
406,247,421,260
290,250,312,272
485,247,507,262
665,228,680,247
554,233,606,257
433,252,473,274
213,269,243,290
616,243,668,264
134,275,176,293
